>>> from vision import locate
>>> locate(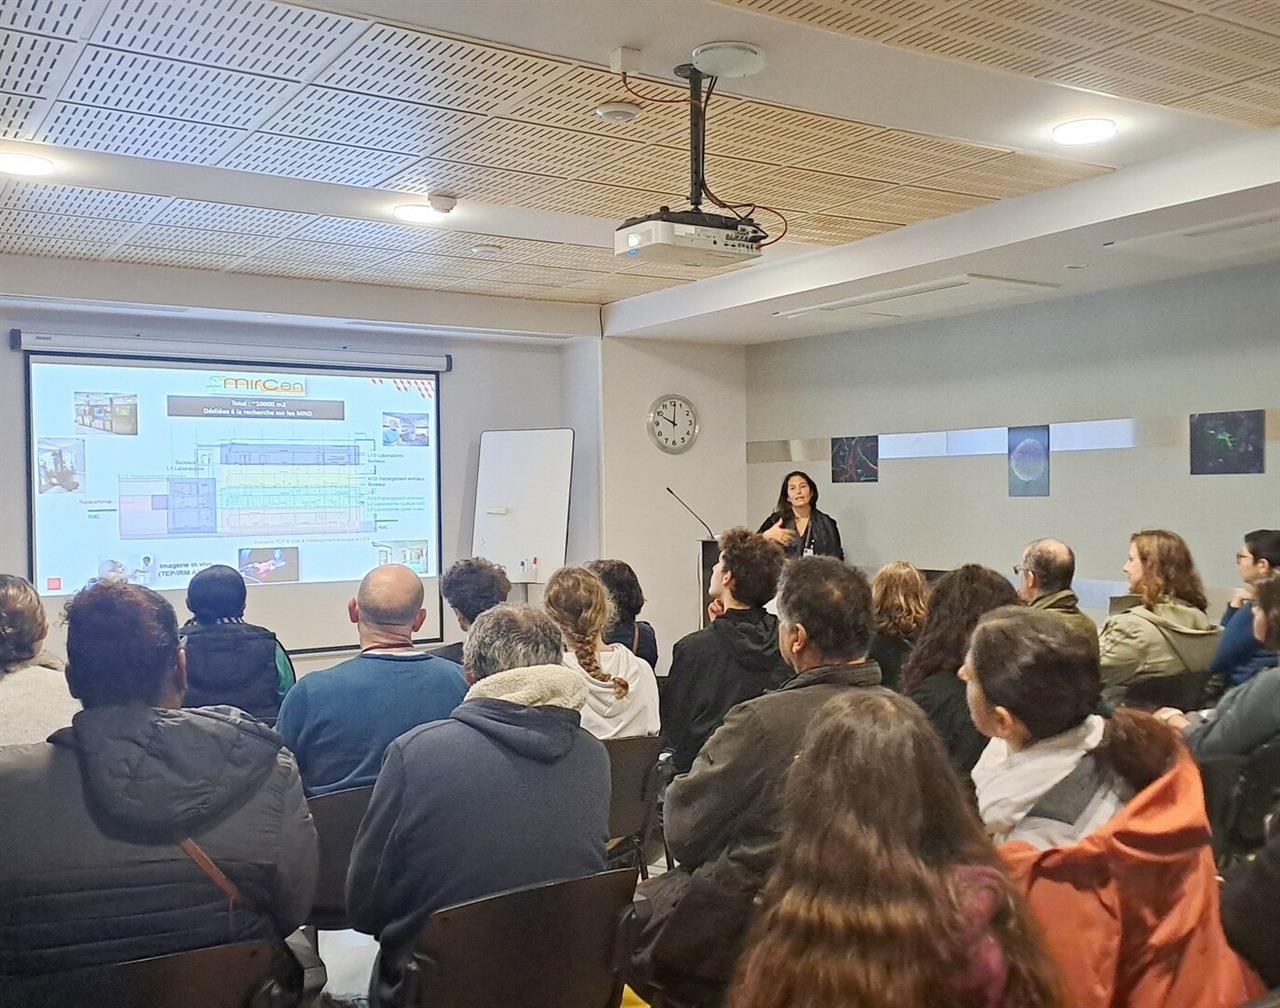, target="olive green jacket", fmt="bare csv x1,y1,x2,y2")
1099,596,1222,704
1029,589,1098,642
